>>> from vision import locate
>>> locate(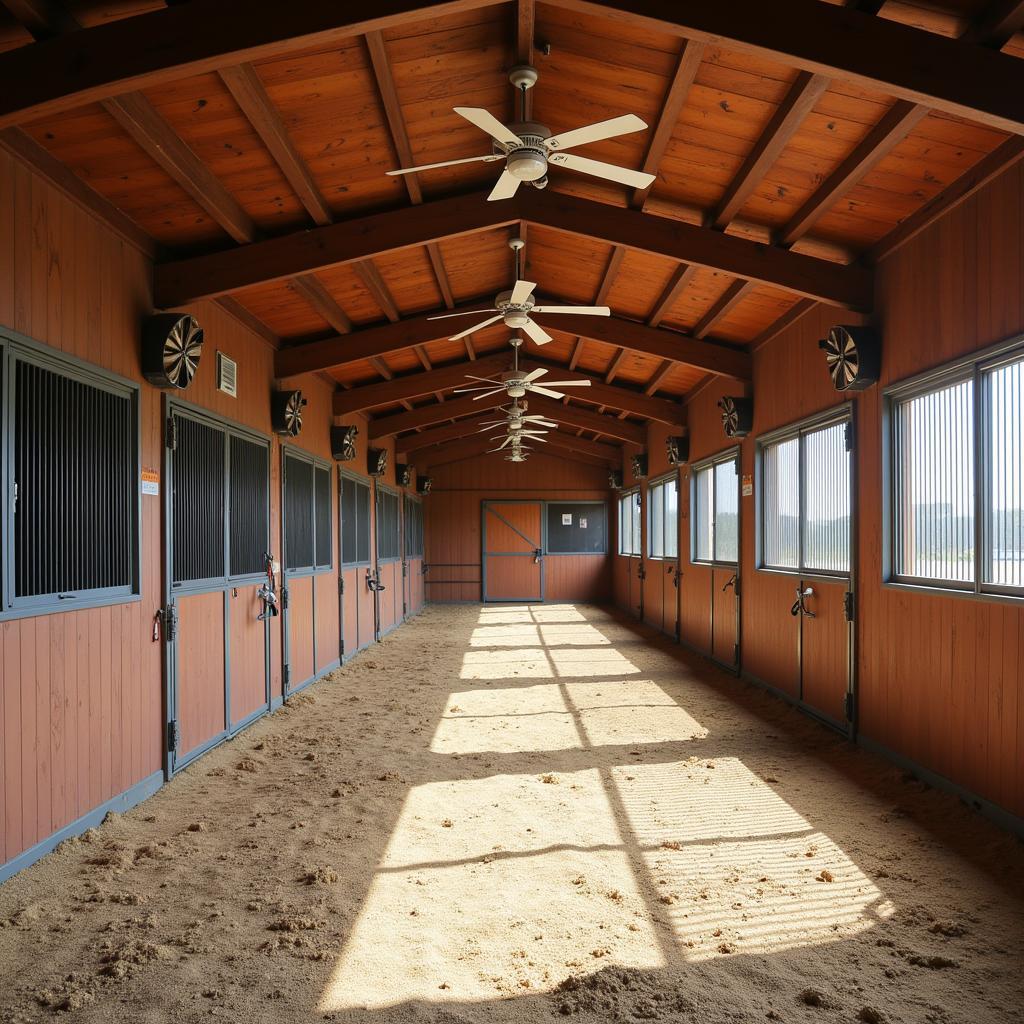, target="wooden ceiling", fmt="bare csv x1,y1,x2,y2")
1,0,1022,461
